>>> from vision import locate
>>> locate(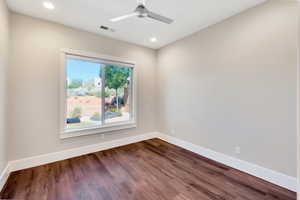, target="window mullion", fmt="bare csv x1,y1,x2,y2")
129,70,134,121
101,65,106,126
